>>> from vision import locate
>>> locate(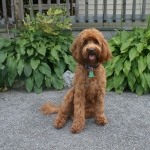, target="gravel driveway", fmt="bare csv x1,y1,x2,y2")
0,89,150,150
